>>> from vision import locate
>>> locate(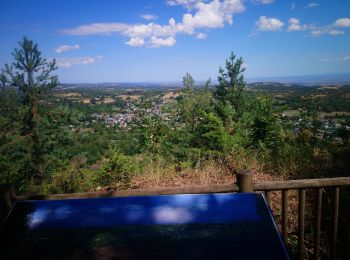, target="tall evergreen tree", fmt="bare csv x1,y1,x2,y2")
214,52,247,133
215,52,246,117
4,37,58,182
5,37,58,123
